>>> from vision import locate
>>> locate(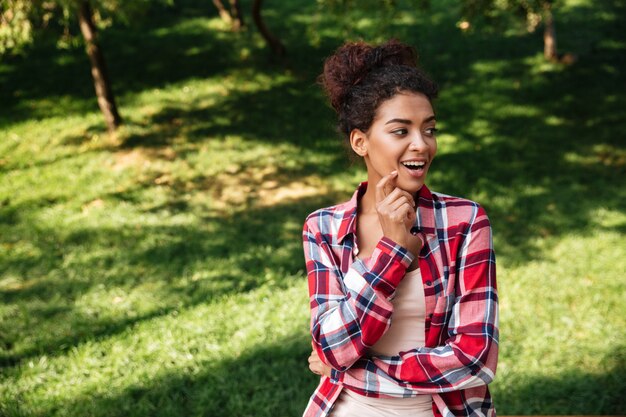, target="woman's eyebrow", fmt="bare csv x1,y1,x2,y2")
385,118,412,125
385,115,437,125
